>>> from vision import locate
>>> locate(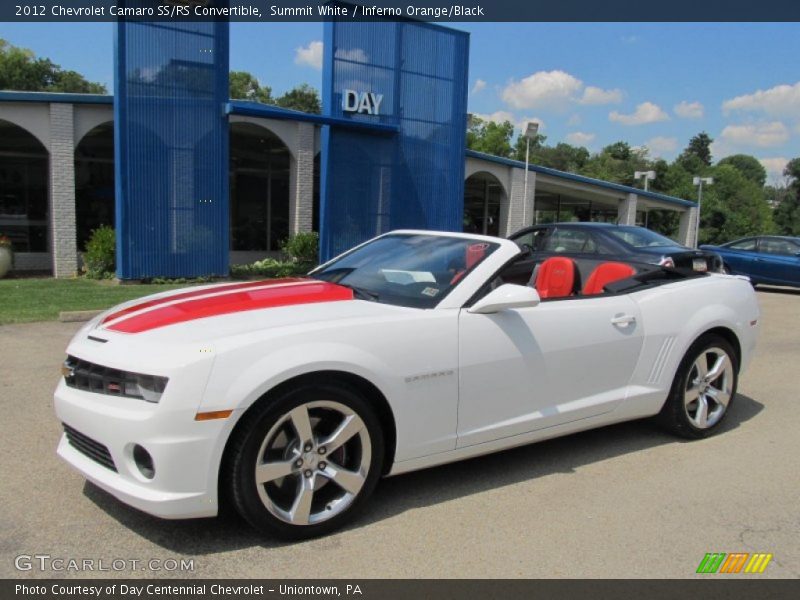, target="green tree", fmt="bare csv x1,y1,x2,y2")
229,70,273,104
580,142,650,186
677,132,714,170
698,164,774,244
717,154,767,187
466,115,514,158
276,83,321,114
0,38,106,93
528,142,590,173
773,158,800,235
